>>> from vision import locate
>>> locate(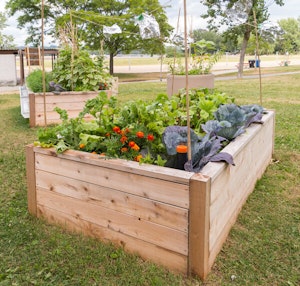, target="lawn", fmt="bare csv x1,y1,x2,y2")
0,72,299,285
